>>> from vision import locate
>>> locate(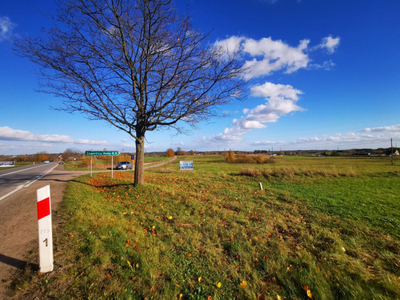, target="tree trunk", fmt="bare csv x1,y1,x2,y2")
134,134,145,186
